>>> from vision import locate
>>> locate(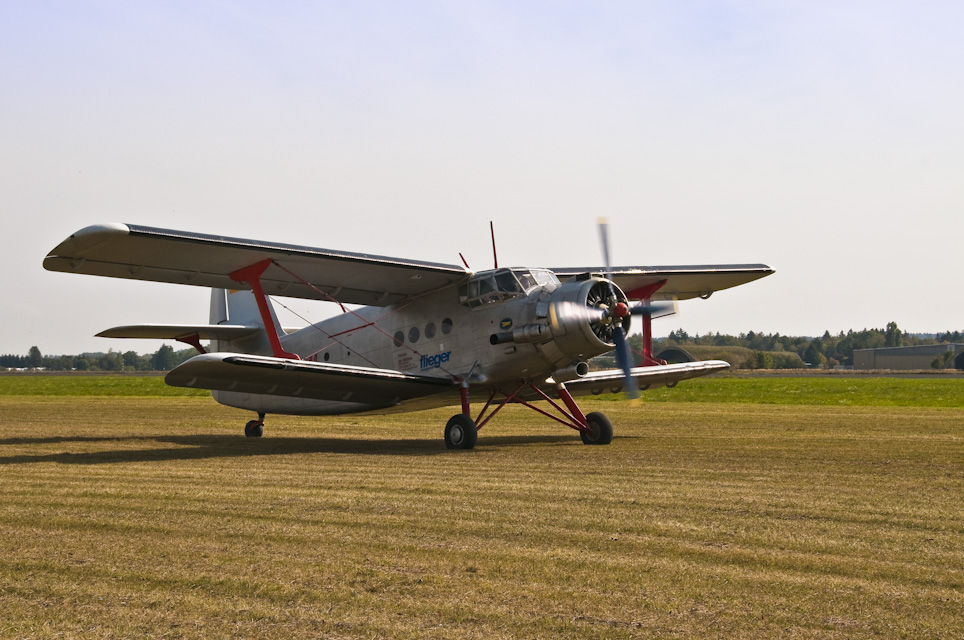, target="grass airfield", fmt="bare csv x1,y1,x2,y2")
1,377,963,638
